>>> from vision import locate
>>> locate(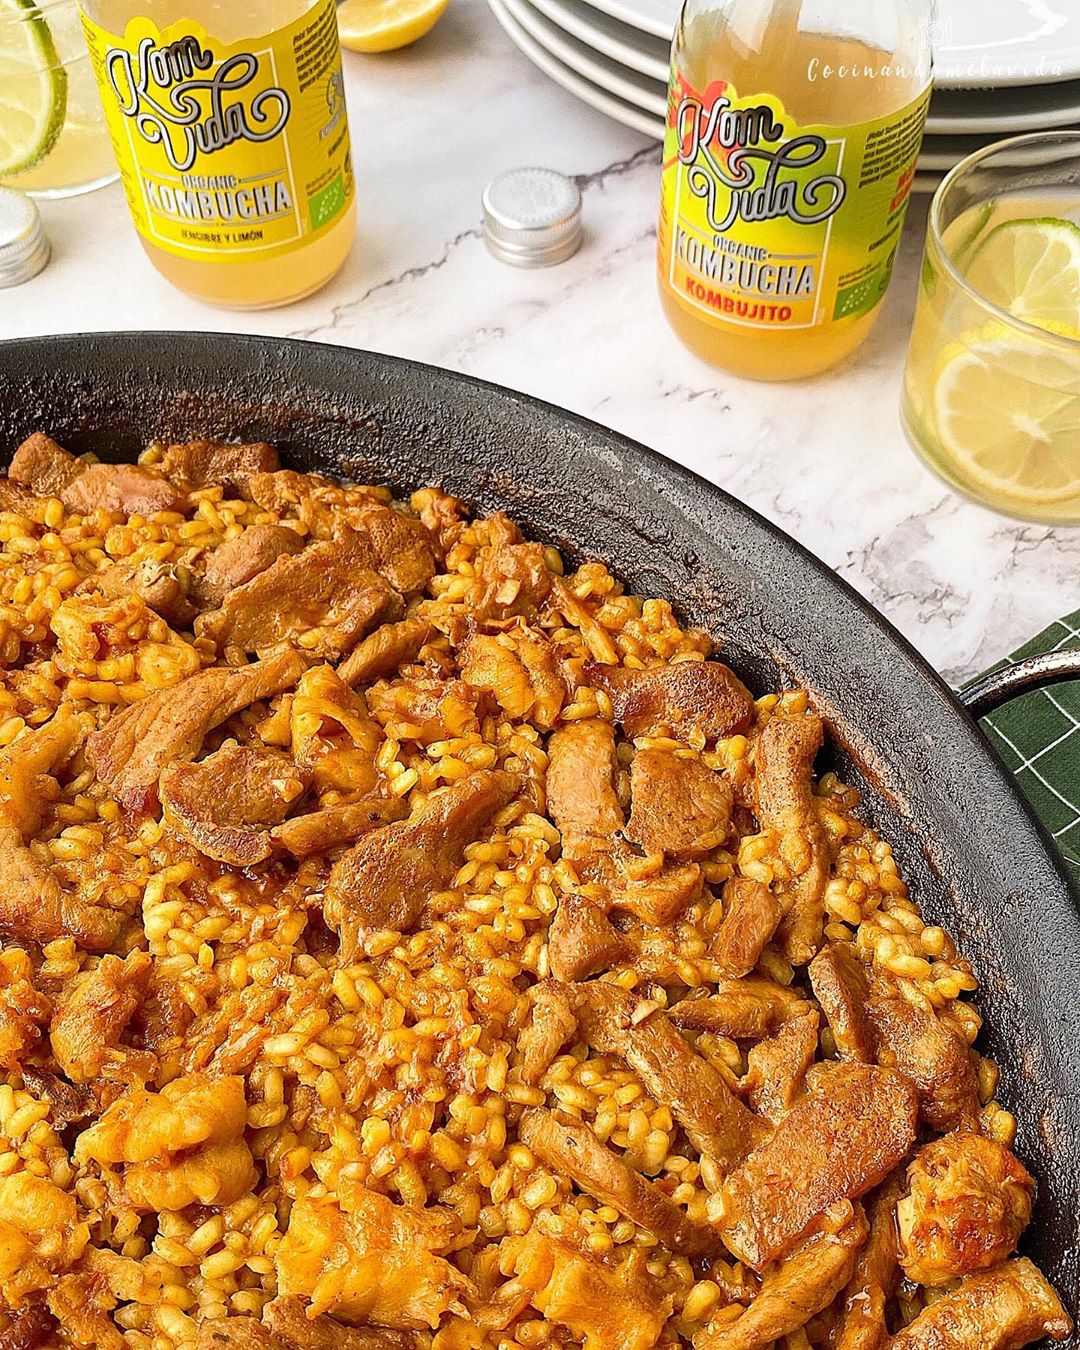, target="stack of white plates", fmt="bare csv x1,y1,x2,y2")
488,0,1080,189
